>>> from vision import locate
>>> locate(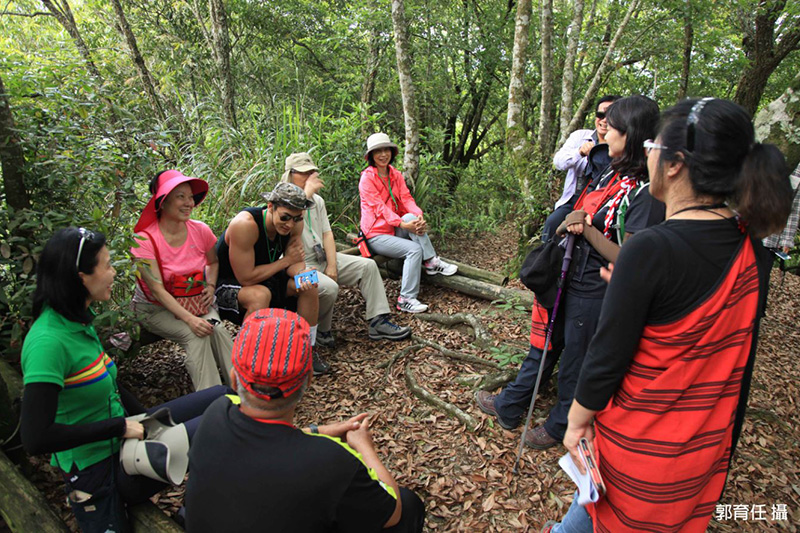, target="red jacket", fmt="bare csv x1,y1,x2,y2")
359,165,423,238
